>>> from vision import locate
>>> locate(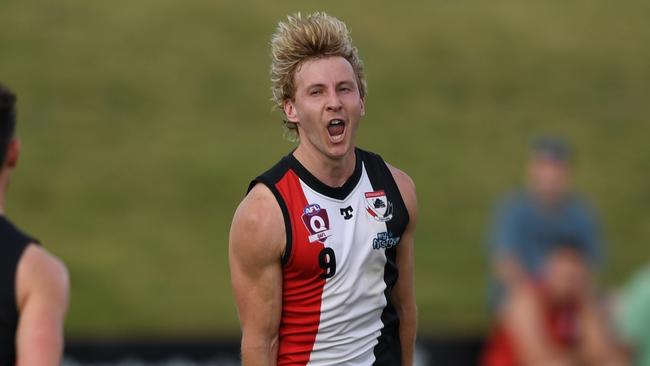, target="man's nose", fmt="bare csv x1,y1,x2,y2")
325,94,343,112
